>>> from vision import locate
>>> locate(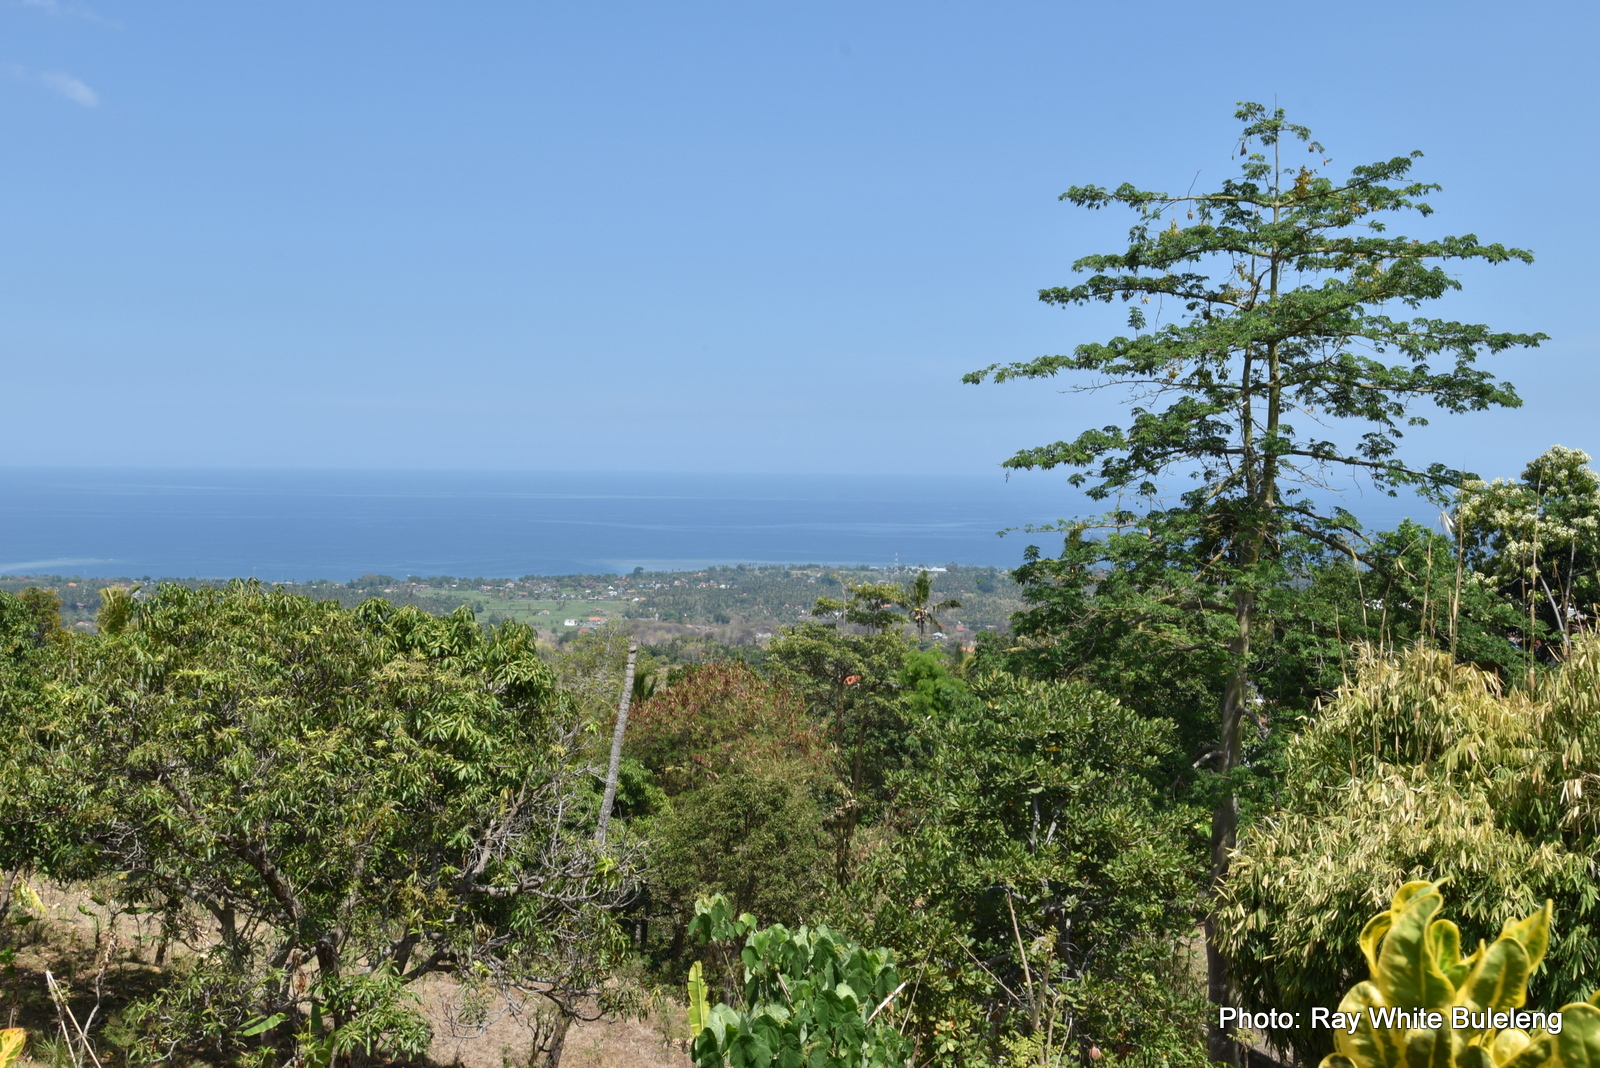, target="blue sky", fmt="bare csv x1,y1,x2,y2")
2,0,1593,487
